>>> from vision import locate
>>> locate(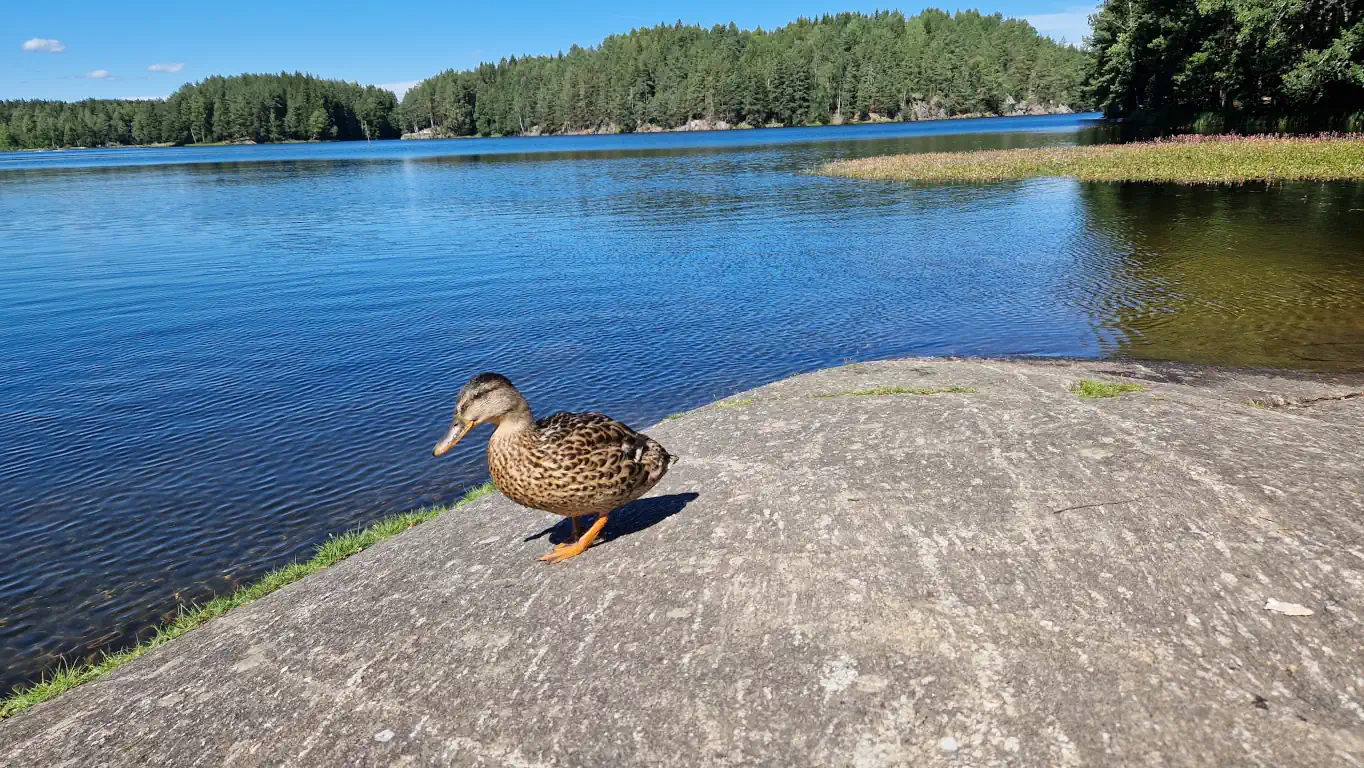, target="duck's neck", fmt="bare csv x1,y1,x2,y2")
490,405,534,441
